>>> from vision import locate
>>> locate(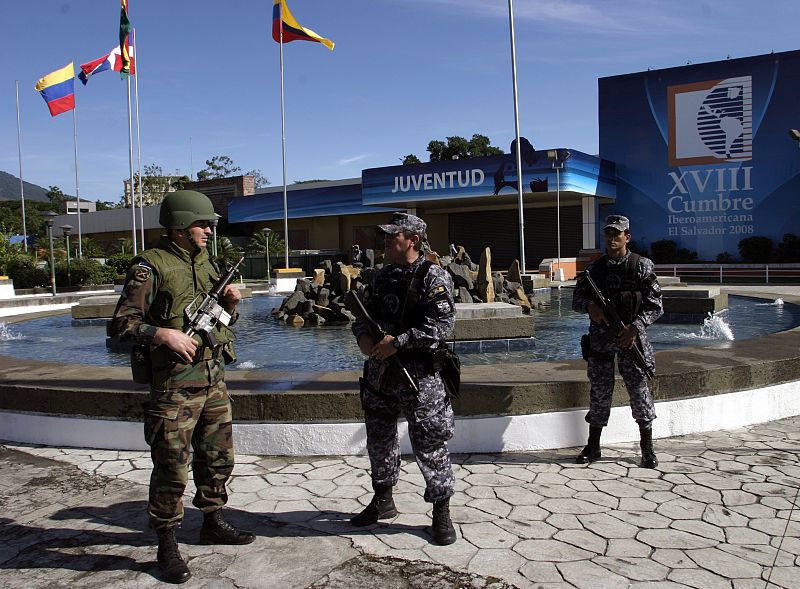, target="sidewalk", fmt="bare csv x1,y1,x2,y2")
1,417,798,588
